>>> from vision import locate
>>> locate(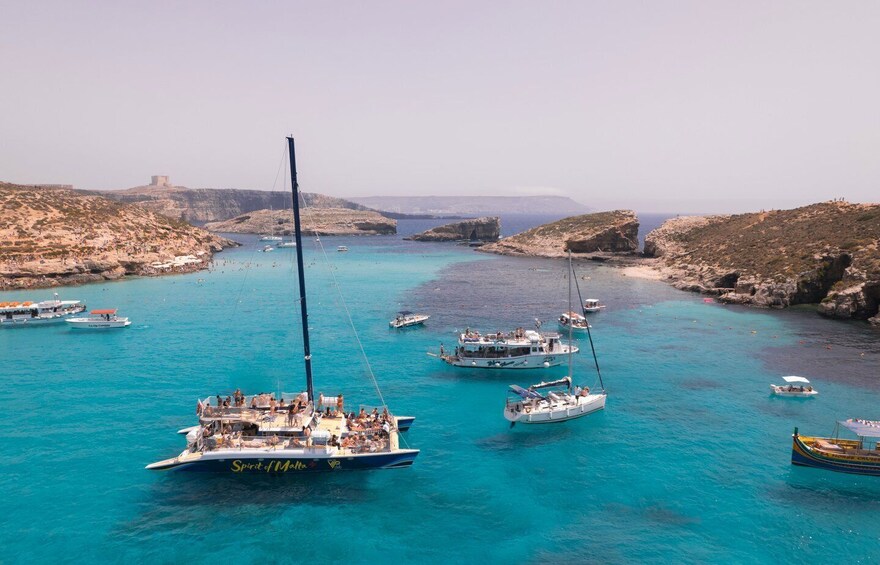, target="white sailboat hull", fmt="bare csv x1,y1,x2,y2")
504,393,606,423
